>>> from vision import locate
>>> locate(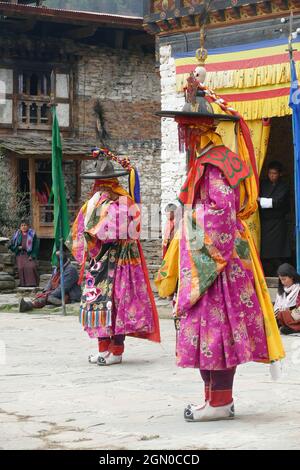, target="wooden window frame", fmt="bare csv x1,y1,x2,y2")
0,66,13,129
0,61,73,132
